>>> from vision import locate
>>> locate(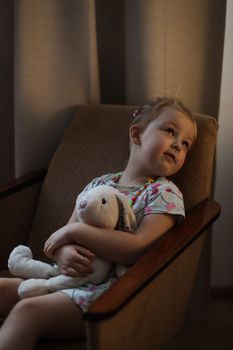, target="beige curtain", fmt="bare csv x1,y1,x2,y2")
0,0,226,180
0,0,225,179
124,0,225,114
14,0,100,177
